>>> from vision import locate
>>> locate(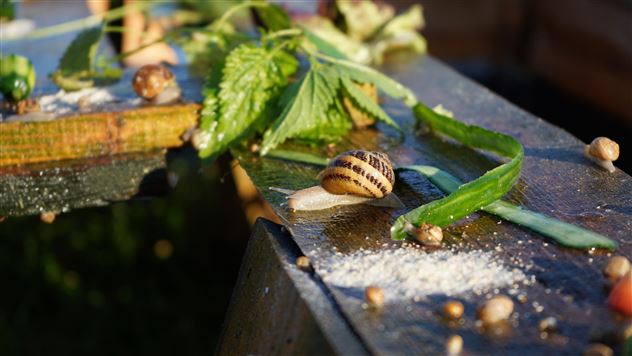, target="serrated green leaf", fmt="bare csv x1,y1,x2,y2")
261,64,340,154
197,44,295,159
198,57,224,137
323,55,417,106
340,75,401,133
295,96,352,143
